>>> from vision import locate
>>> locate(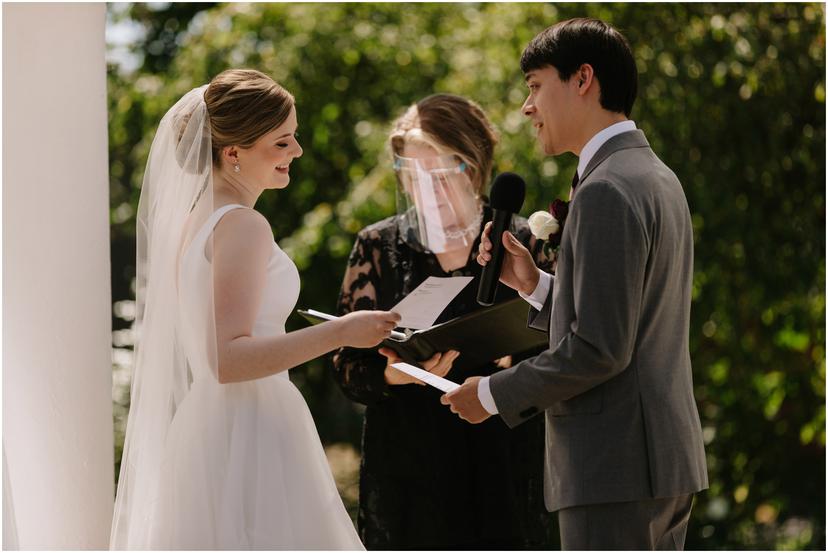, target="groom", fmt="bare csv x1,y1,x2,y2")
441,18,708,550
